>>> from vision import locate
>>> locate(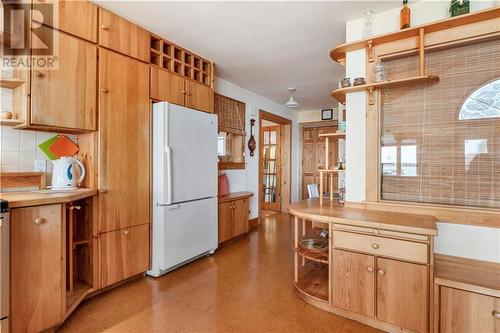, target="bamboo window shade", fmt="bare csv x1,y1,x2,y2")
214,93,246,136
380,39,500,209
